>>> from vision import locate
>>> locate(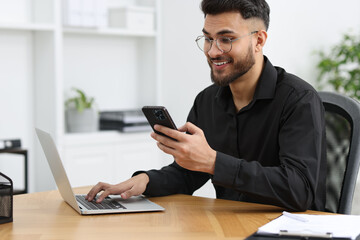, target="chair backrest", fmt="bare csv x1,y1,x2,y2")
319,91,360,214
